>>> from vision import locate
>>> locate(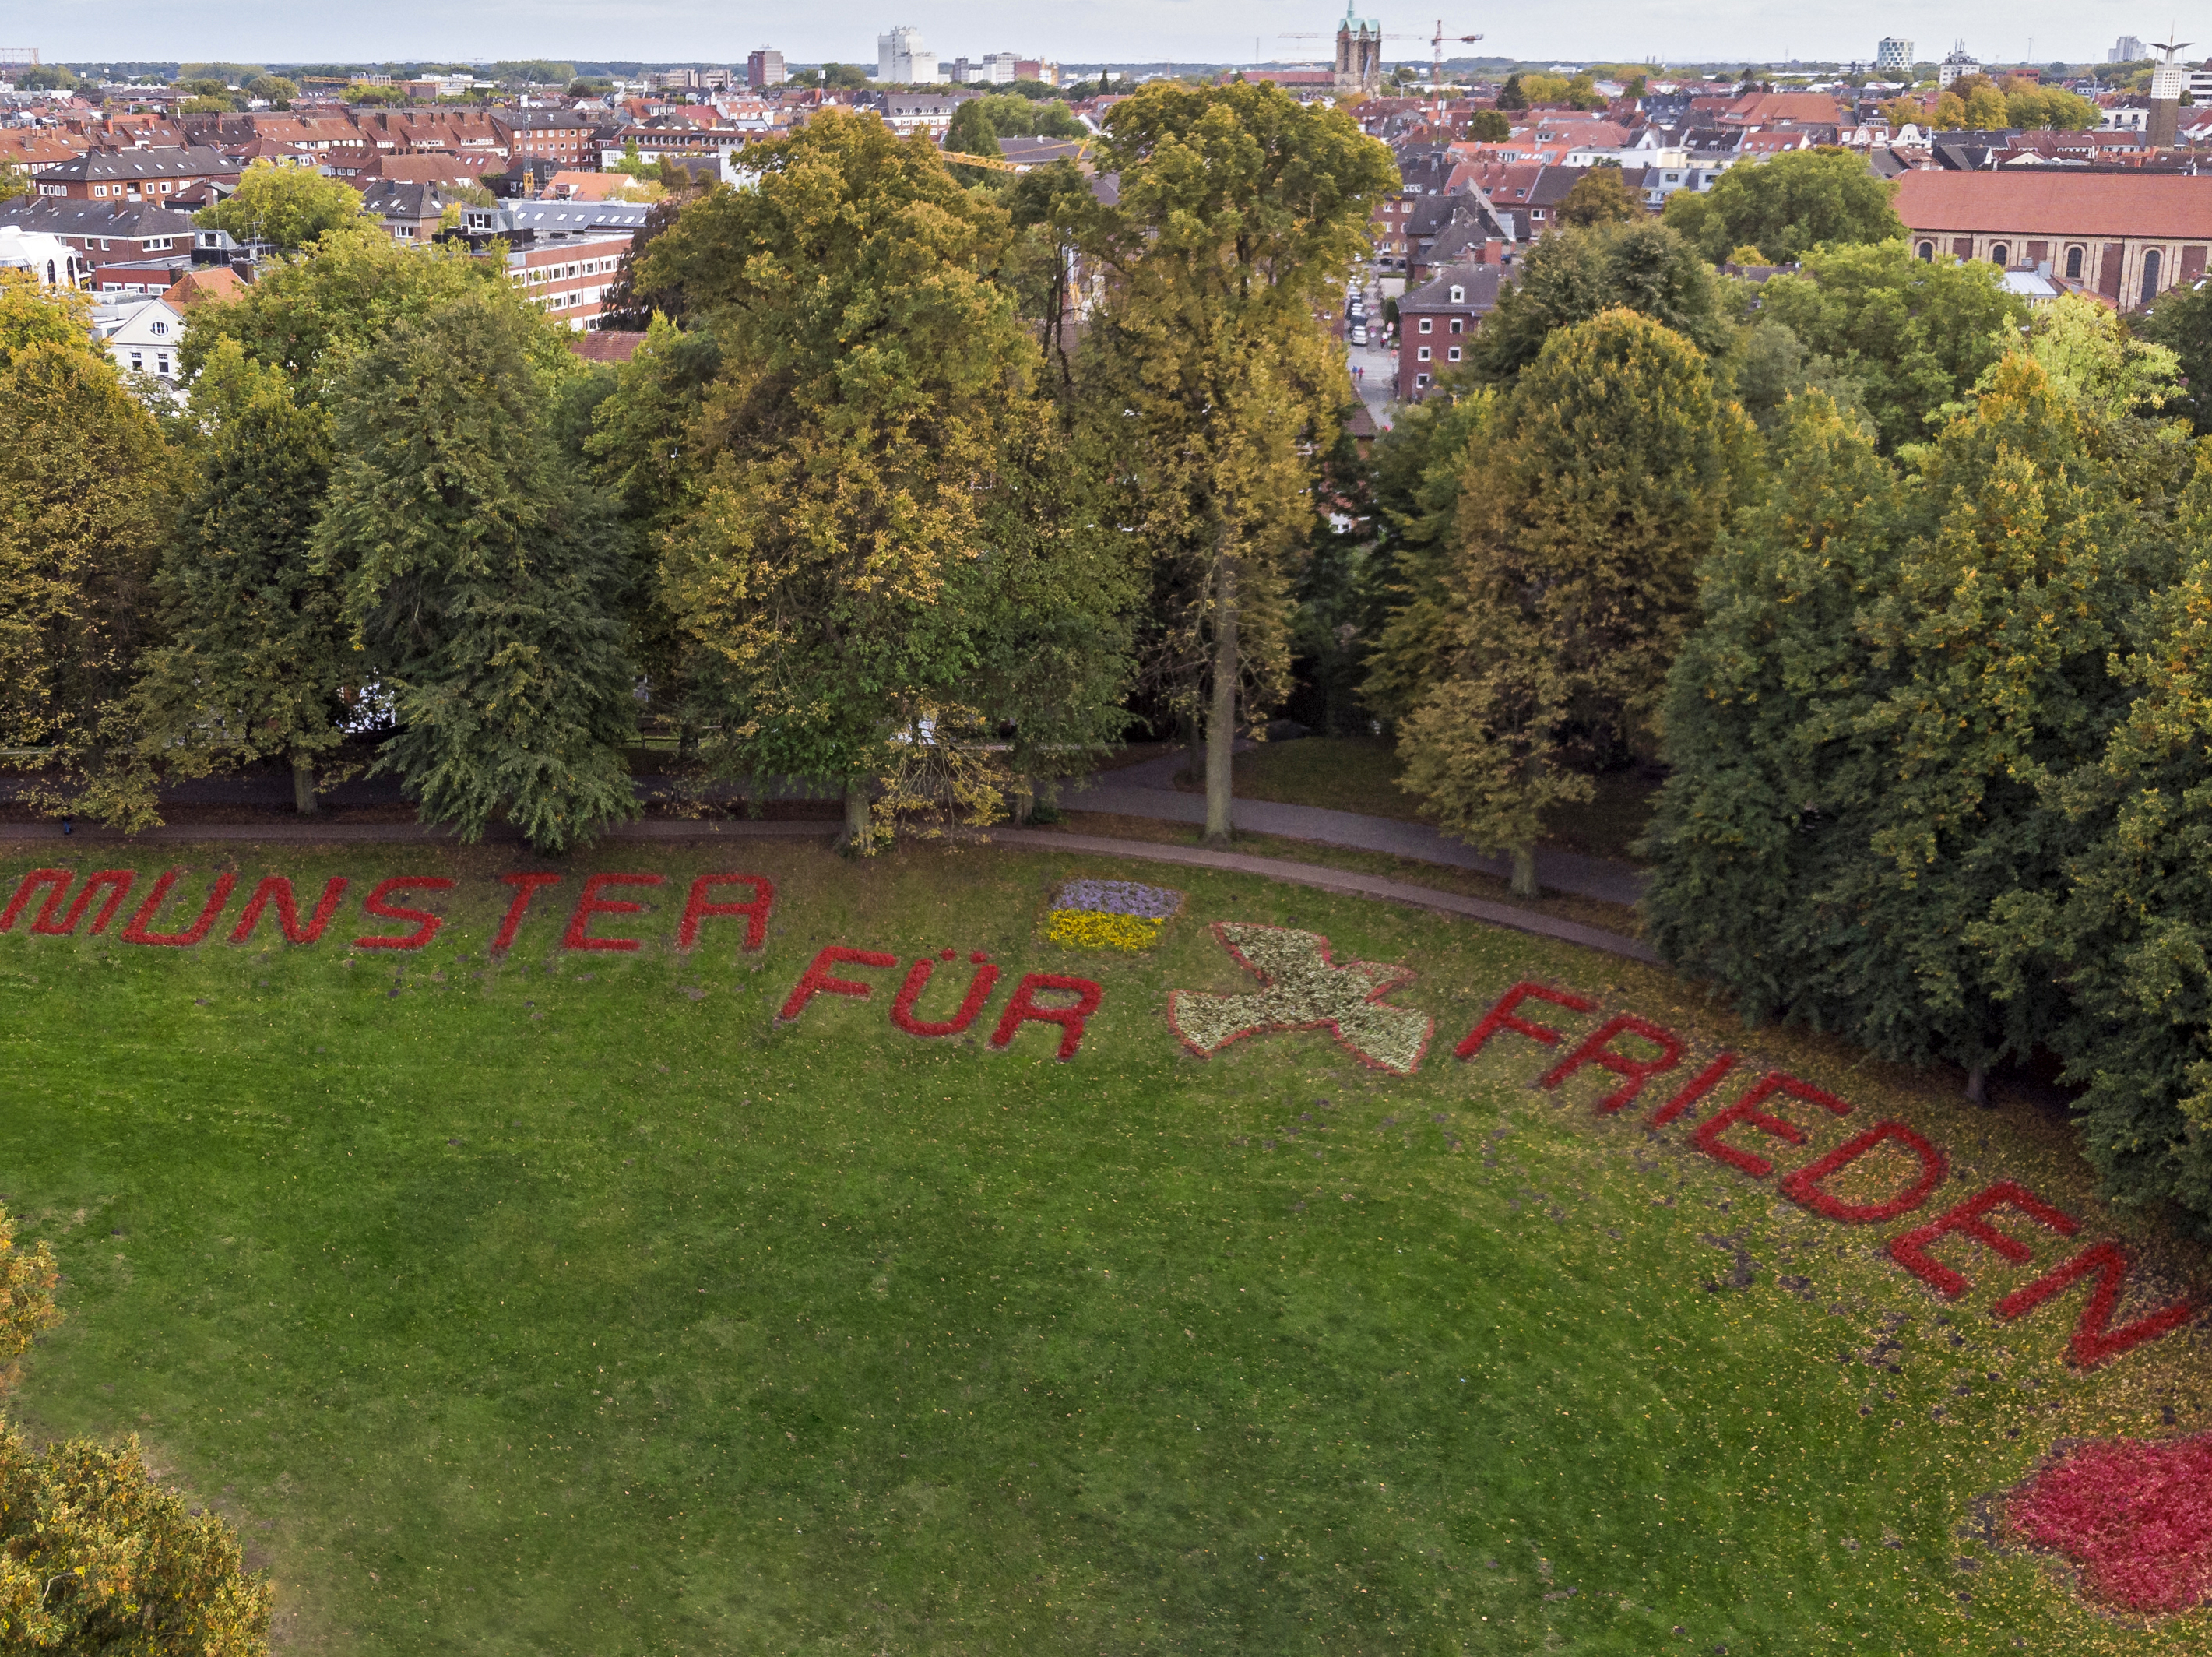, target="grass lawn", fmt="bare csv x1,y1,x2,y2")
1201,738,1662,865
0,838,2206,1653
